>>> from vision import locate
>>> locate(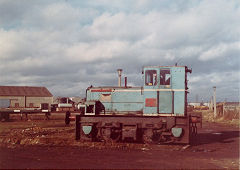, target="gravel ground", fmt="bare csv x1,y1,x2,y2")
0,112,239,169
